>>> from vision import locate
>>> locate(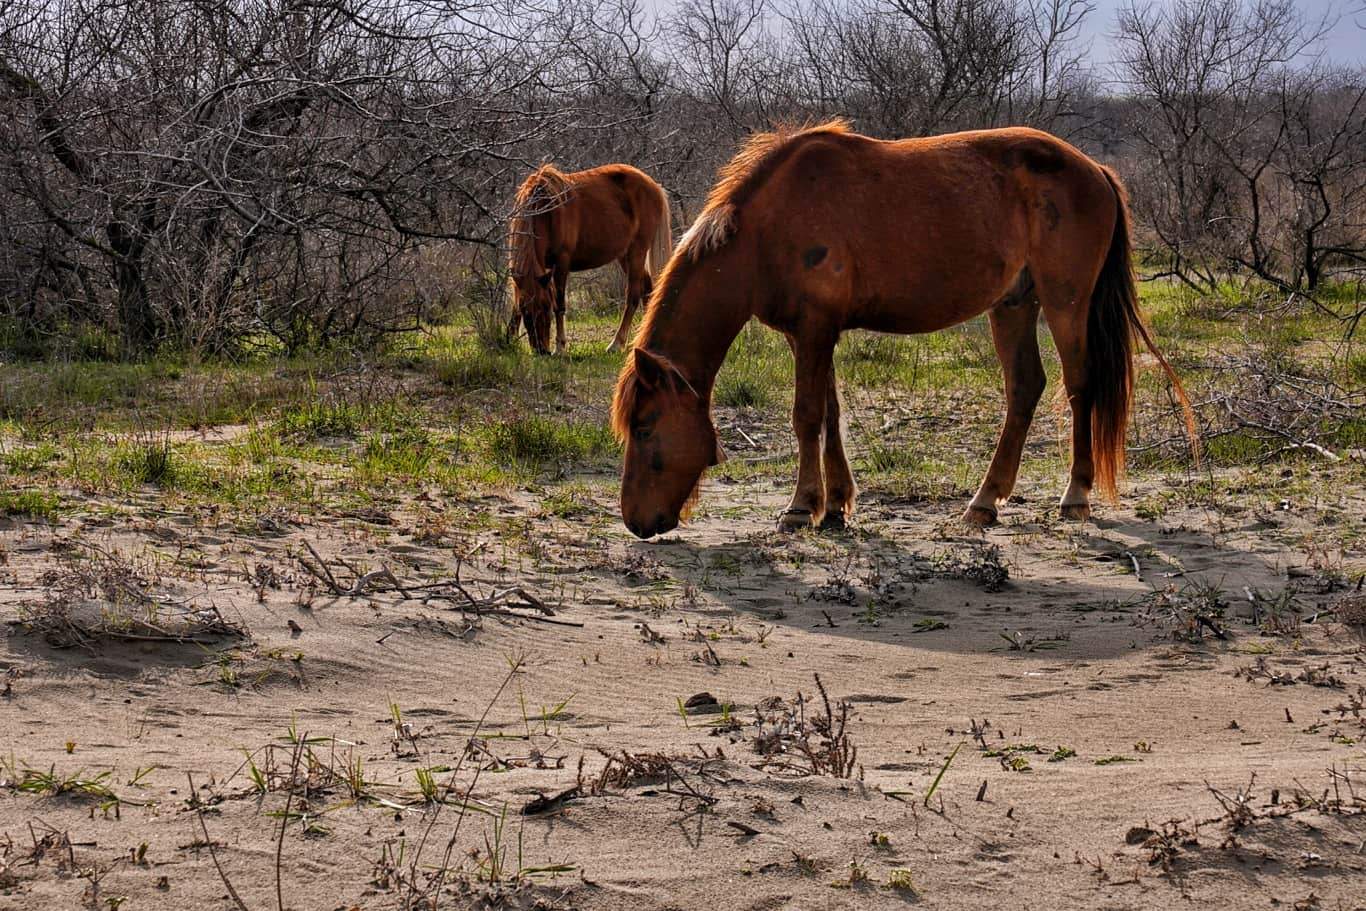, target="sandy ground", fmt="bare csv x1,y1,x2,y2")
1,471,1364,910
